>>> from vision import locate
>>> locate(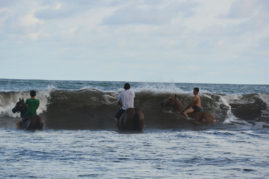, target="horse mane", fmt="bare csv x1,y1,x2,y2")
165,95,184,113
169,95,184,113
18,100,27,118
